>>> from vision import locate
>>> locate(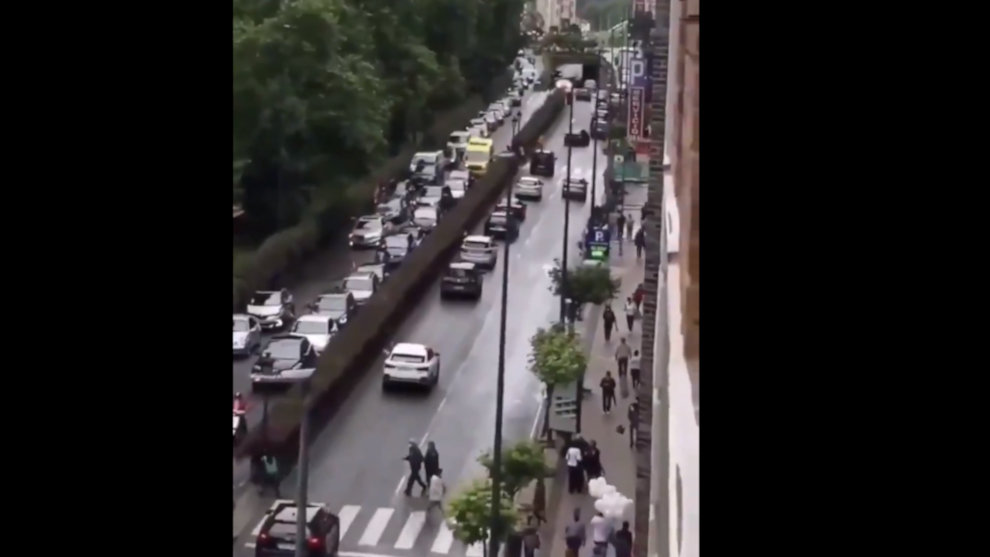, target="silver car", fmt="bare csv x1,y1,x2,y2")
342,272,380,306
233,314,262,357
445,179,468,200
515,176,544,201
459,235,497,270
413,206,439,230
350,215,388,248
